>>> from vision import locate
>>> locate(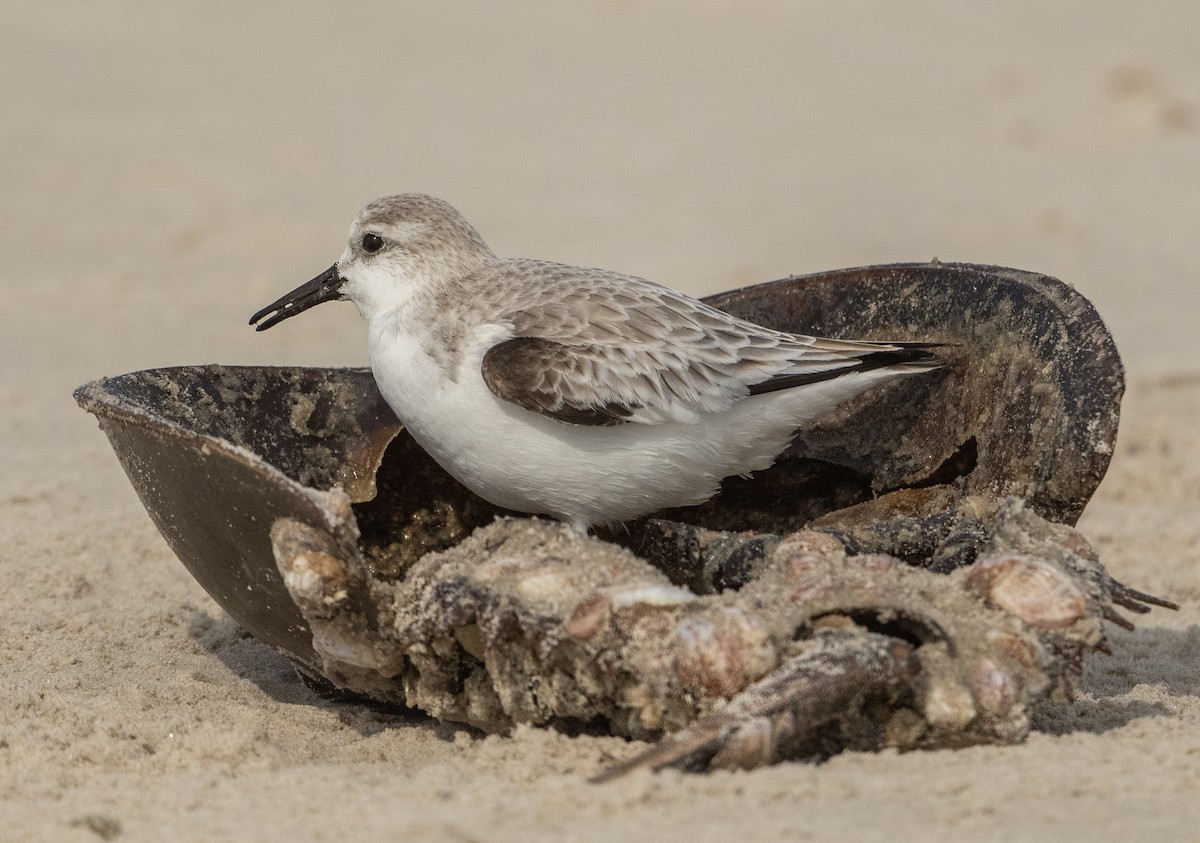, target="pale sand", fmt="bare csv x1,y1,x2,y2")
3,3,1199,840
